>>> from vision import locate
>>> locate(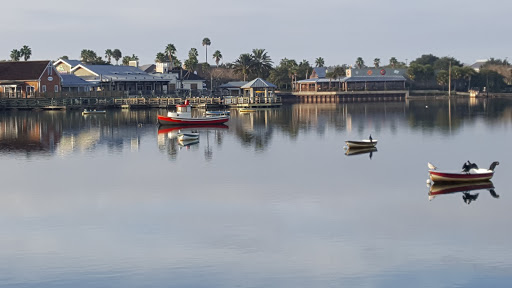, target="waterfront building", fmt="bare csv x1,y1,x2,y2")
60,74,96,93
218,81,248,96
295,67,406,92
70,64,169,95
0,61,61,98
